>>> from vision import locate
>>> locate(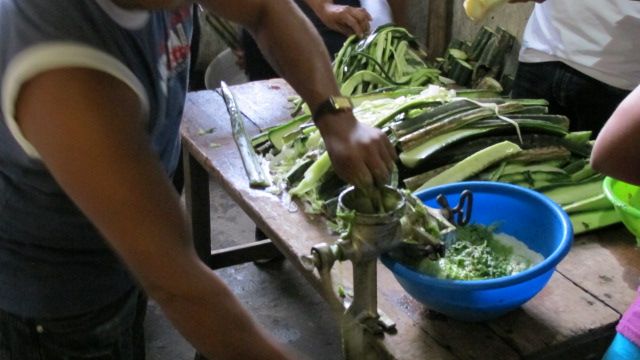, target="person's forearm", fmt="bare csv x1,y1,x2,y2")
148,256,293,360
252,2,343,113
303,0,332,15
201,0,343,115
100,171,293,359
591,86,640,185
117,187,292,360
